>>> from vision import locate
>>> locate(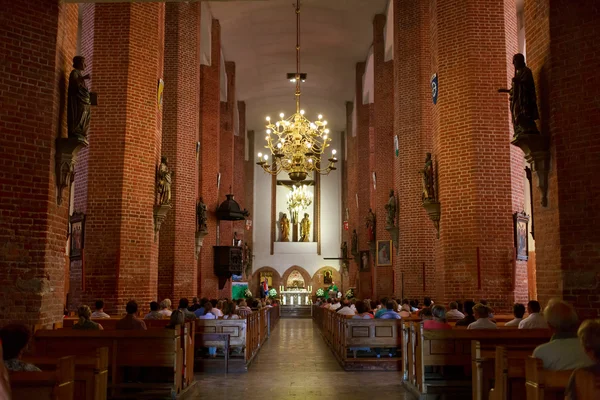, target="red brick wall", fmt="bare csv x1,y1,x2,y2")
0,0,78,326
198,19,221,299
82,2,165,315
430,0,519,311
158,1,200,302
392,0,436,302
526,0,600,318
